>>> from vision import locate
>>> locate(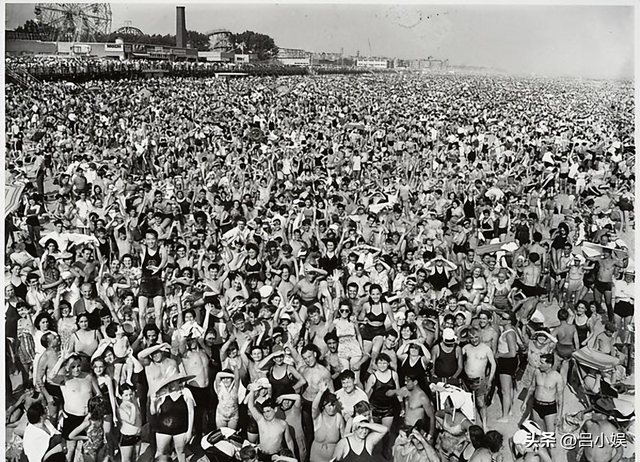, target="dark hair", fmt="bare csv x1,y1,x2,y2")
301,344,320,358
353,400,371,416
557,309,569,321
105,322,118,338
529,252,540,263
376,353,391,364
261,399,277,410
404,374,419,383
145,229,159,238
469,425,485,449
88,396,109,420
27,401,46,424
324,331,339,343
143,324,160,338
76,313,90,328
33,312,53,331
483,430,504,453
120,383,136,394
478,310,492,320
239,446,258,461
340,370,355,382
